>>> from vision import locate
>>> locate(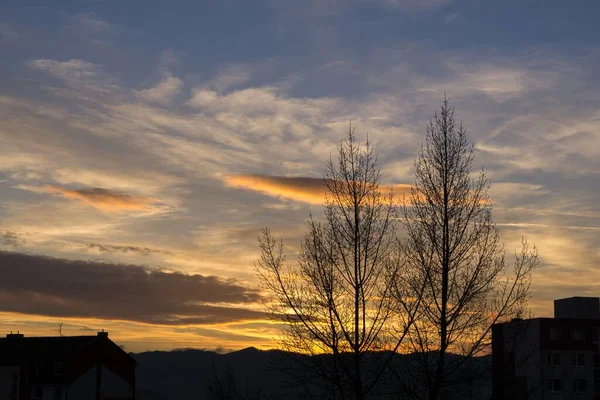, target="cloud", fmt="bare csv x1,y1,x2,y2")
269,0,449,16
29,58,98,81
222,174,412,204
64,13,119,47
28,59,117,93
51,168,183,196
135,72,183,105
444,12,460,22
0,251,263,325
419,64,558,100
210,66,252,91
0,231,26,248
7,45,600,340
366,0,450,10
18,185,165,212
84,243,173,256
69,13,114,33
